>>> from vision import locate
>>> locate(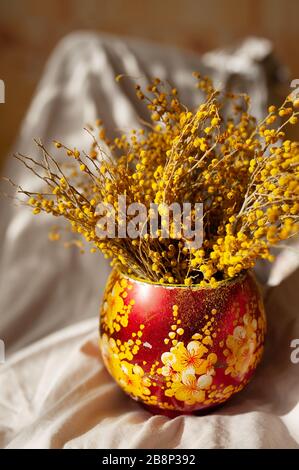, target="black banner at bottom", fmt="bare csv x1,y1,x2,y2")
0,449,297,466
